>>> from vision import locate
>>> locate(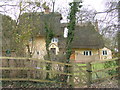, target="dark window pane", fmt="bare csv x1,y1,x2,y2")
84,51,86,55
105,51,107,55
103,50,107,55
86,52,88,55
103,51,104,55
89,51,92,55
37,51,39,55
